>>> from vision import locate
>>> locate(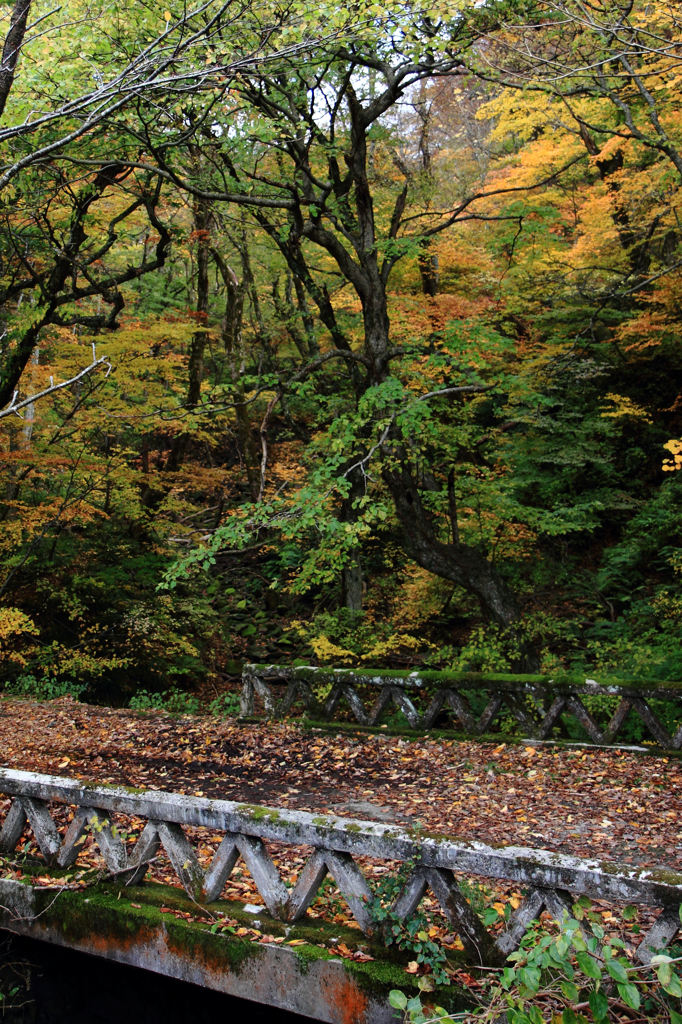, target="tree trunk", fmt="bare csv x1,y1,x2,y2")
212,246,261,501
166,198,210,472
340,465,365,611
383,456,521,628
341,561,364,611
187,201,211,407
418,239,440,297
0,0,31,118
